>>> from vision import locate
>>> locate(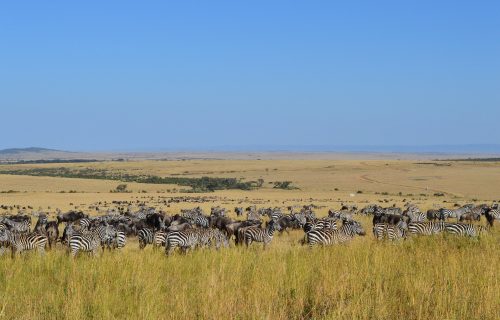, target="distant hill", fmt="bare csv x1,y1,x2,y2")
0,147,83,161
0,147,65,155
